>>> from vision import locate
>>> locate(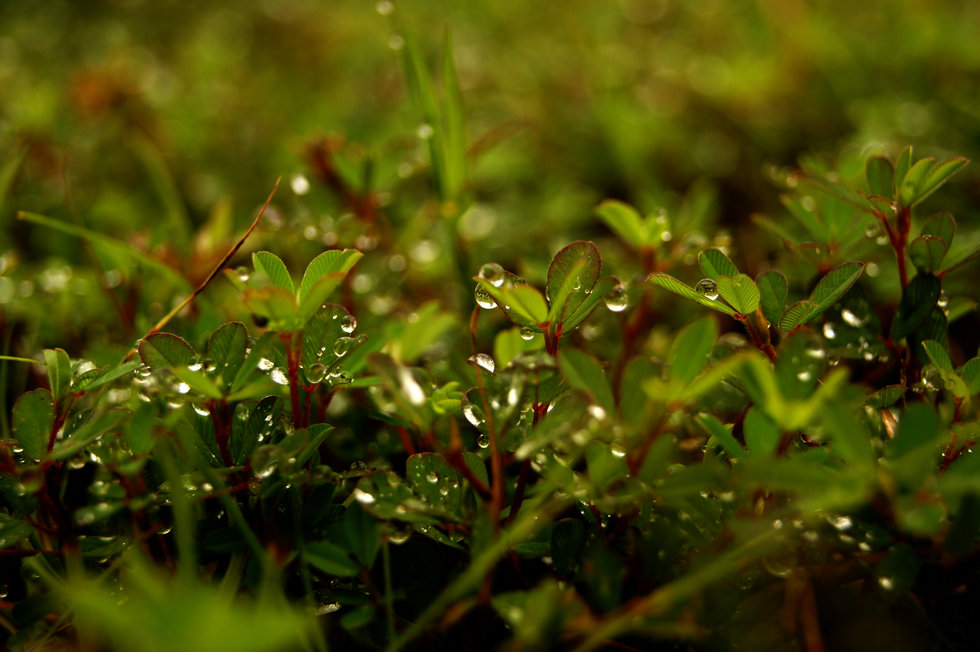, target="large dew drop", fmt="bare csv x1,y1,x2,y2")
478,262,506,287
475,284,497,309
695,278,720,301
461,392,487,429
340,314,357,334
604,283,629,312
467,353,496,374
